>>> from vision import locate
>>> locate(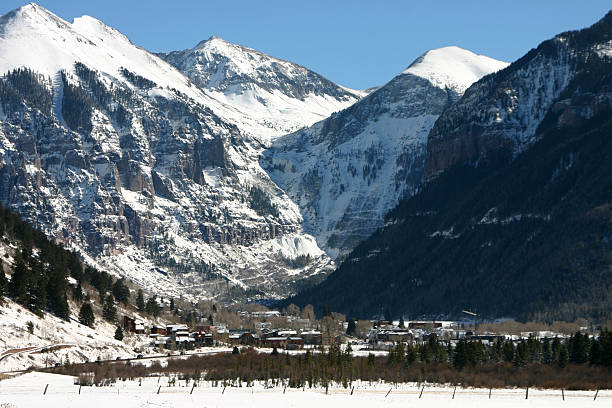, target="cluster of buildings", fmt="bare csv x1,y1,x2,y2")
122,313,573,353
227,329,331,350
366,321,571,350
